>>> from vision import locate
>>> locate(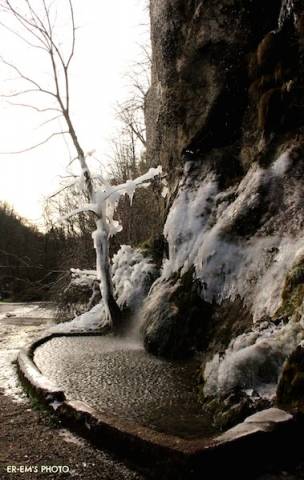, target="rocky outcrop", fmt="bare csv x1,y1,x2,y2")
143,270,212,358
144,0,304,425
146,0,281,174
